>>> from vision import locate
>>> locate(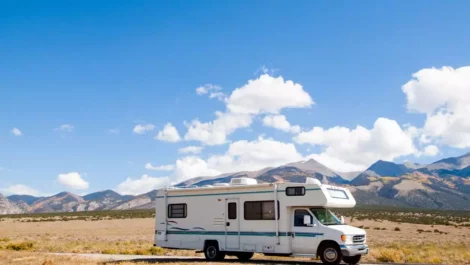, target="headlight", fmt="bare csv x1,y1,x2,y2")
340,235,353,244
